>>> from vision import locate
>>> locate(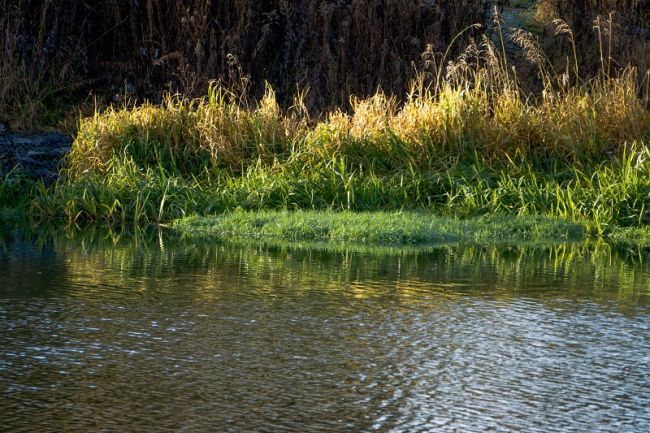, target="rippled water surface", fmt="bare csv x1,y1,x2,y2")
1,228,649,432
